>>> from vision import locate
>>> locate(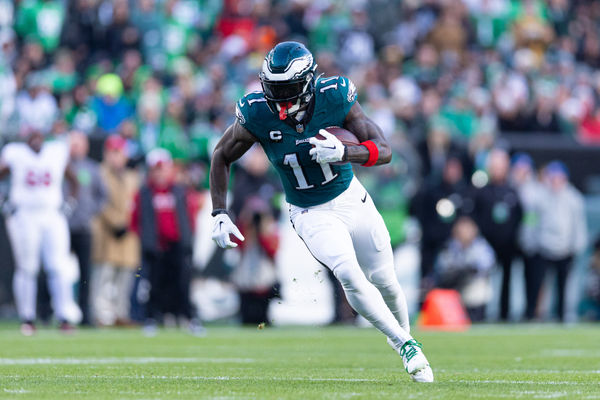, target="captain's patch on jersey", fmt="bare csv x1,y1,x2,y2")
269,130,283,141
